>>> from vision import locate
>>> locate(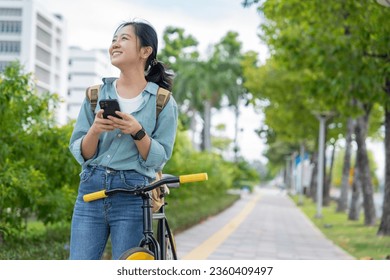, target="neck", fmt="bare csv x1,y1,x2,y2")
117,69,147,98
